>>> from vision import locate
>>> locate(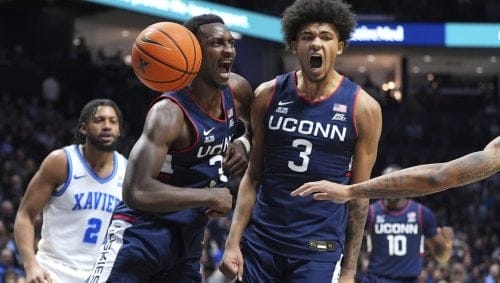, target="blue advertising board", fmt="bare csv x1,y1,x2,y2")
84,0,500,48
